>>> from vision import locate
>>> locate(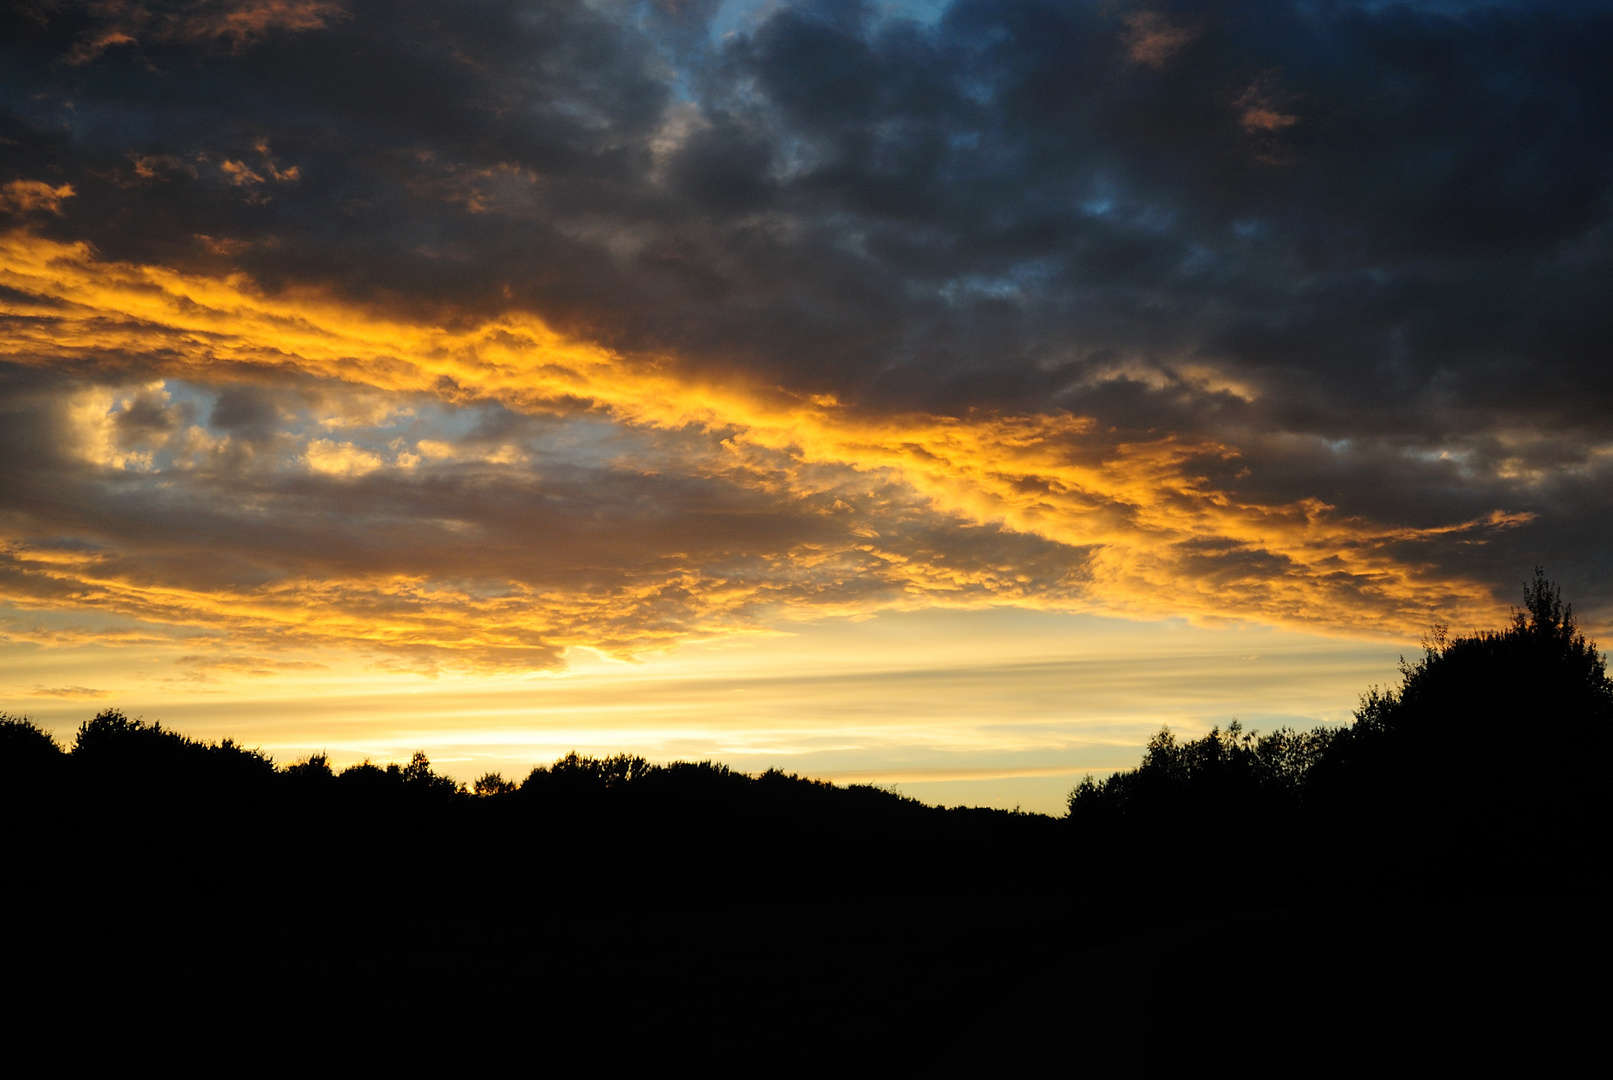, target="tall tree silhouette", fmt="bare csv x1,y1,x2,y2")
1310,569,1612,890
